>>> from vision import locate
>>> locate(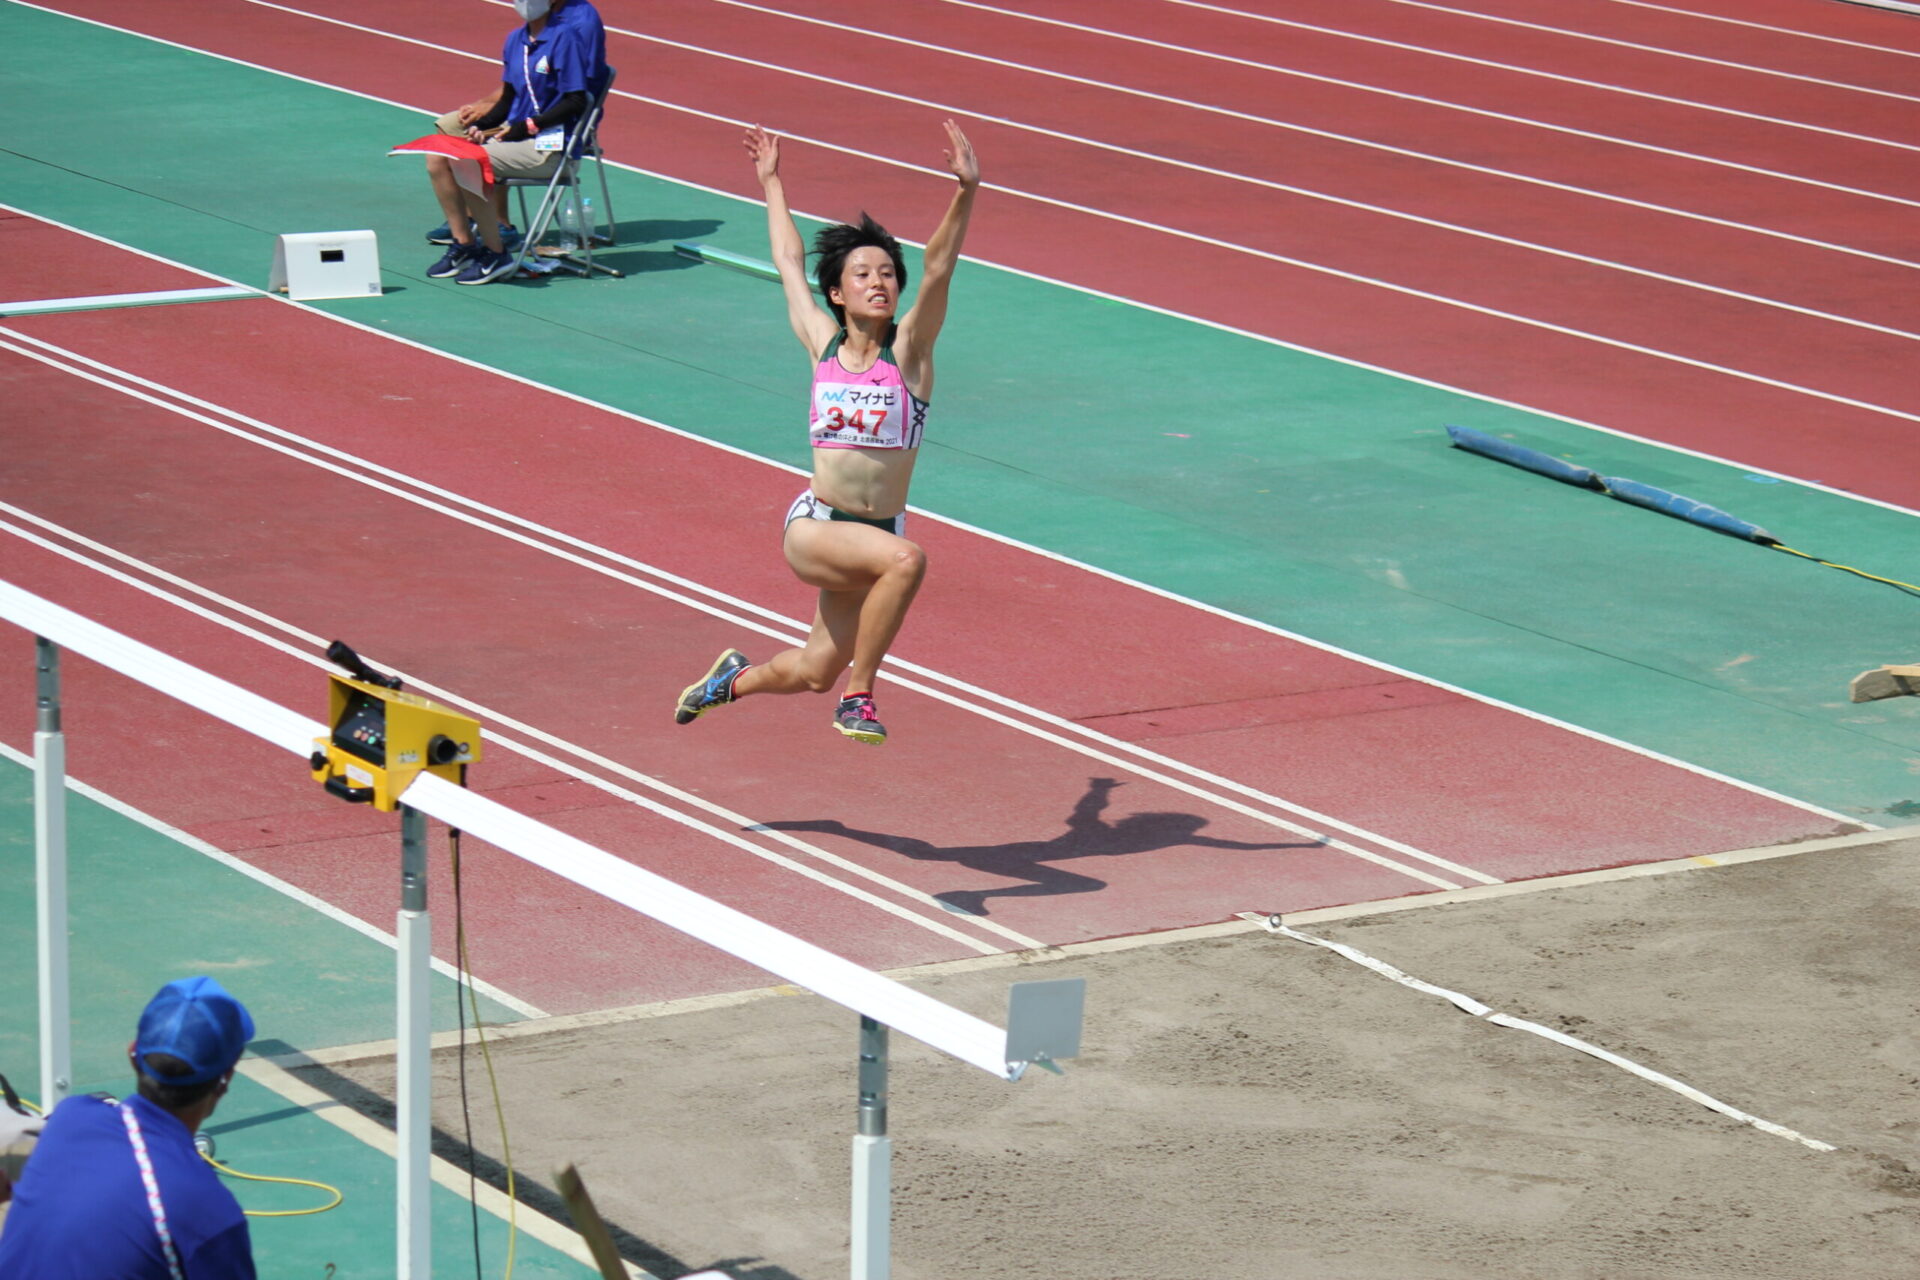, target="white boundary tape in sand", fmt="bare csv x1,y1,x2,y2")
1242,915,1840,1152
